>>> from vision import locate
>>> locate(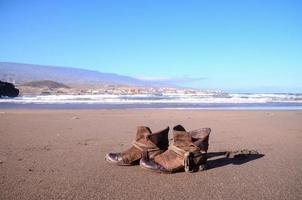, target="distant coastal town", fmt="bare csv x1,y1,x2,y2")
17,80,225,96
